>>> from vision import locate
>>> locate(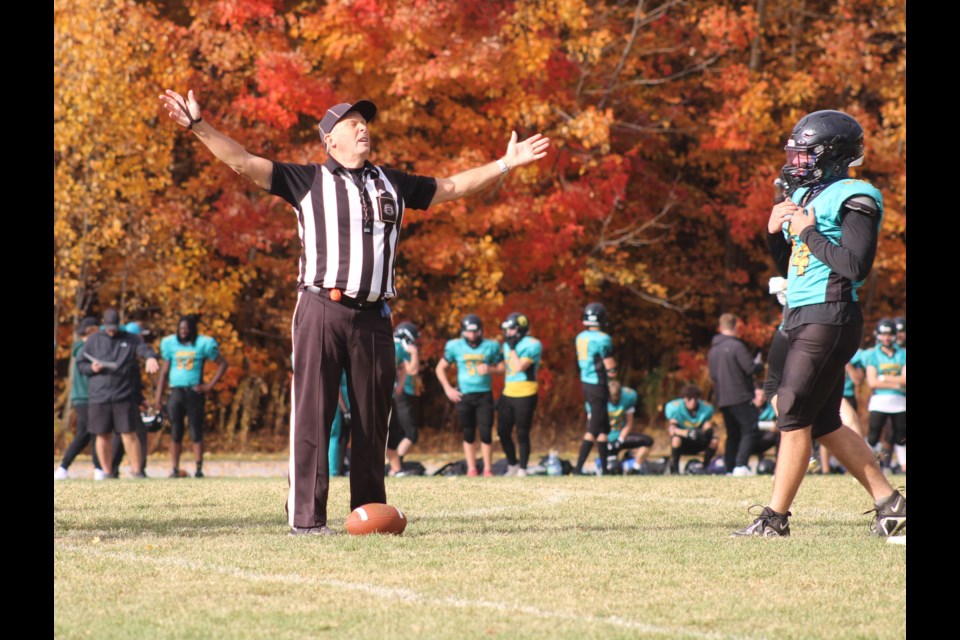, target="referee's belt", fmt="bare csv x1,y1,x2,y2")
304,285,383,310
